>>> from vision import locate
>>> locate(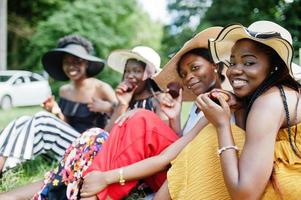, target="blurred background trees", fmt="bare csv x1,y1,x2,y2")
7,0,163,94
162,0,301,63
7,0,301,95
